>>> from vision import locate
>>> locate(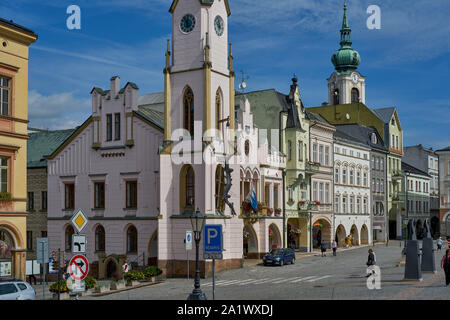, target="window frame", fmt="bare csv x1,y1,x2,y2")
0,76,10,116
64,183,75,210
94,182,105,209
126,180,138,209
